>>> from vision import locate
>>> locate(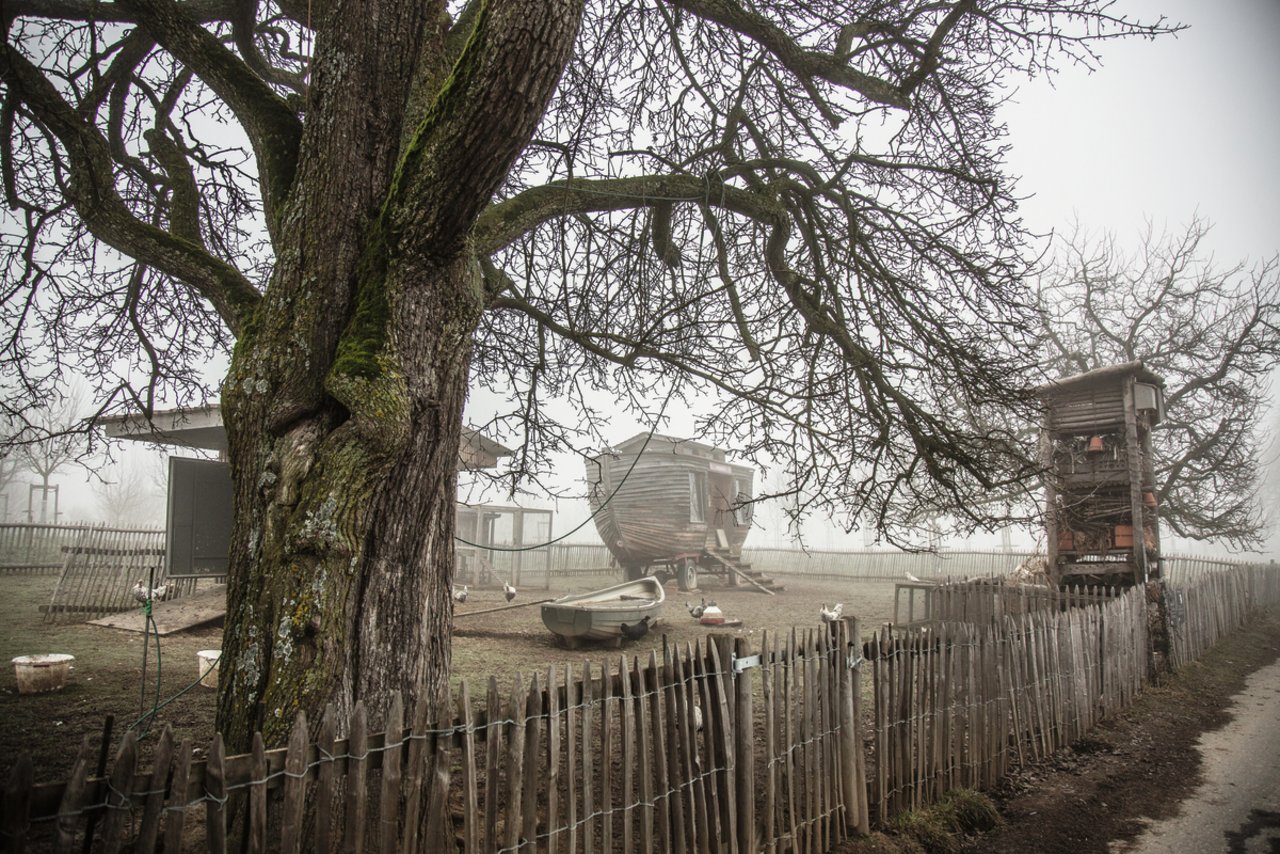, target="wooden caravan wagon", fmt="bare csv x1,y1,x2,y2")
586,434,779,592
1040,361,1165,588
